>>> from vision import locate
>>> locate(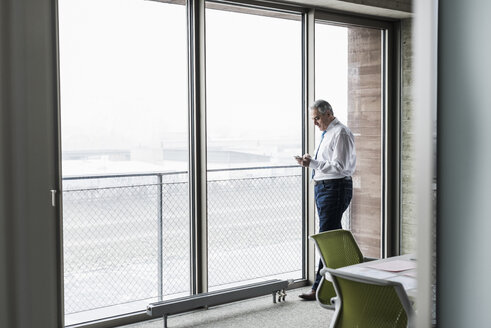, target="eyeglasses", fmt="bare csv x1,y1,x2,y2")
311,112,331,121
